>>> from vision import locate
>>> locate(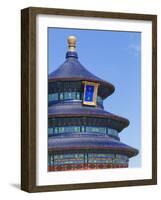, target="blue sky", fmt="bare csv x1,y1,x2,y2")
48,27,141,168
